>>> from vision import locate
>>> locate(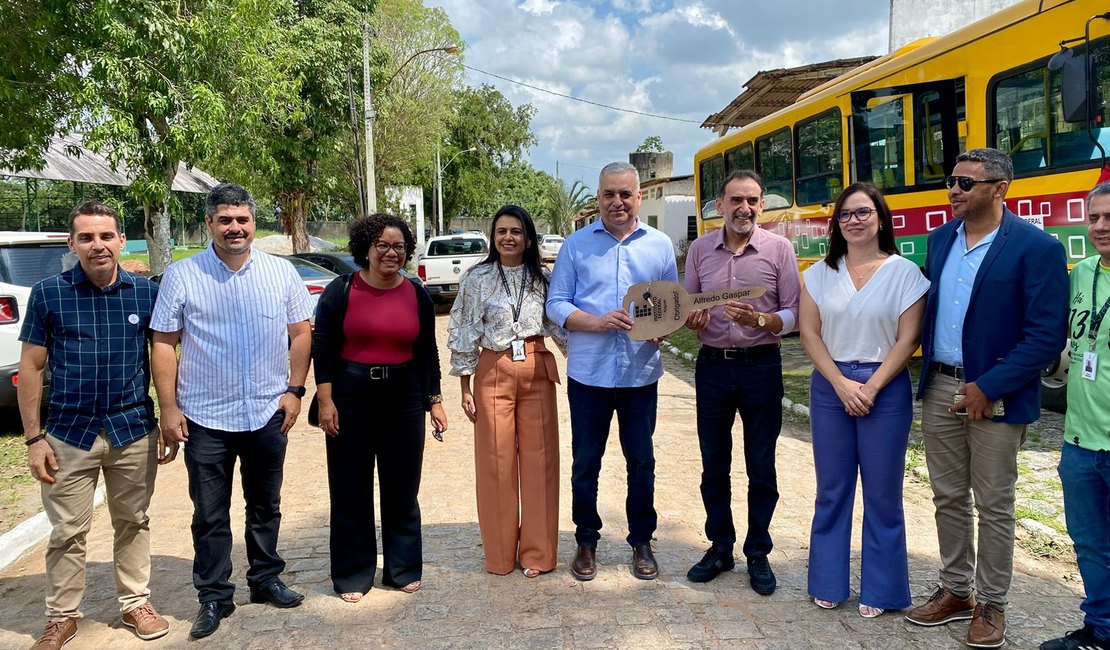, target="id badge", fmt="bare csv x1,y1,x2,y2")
511,339,526,362
1083,351,1098,381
